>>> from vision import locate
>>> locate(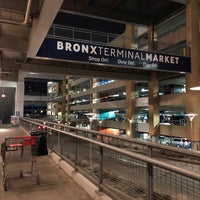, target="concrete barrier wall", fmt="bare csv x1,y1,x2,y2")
48,150,112,200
